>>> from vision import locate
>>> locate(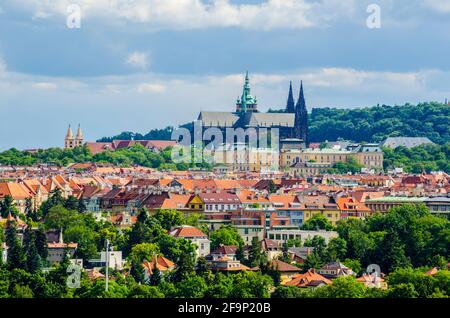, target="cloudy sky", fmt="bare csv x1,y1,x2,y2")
0,0,450,150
